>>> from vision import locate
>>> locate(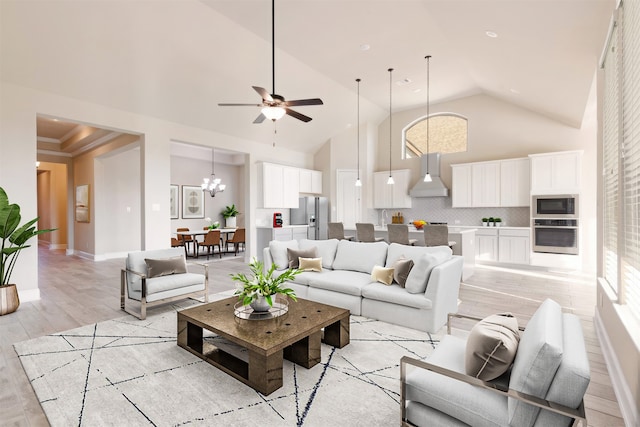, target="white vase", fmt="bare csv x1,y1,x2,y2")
226,217,237,228
250,295,271,312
